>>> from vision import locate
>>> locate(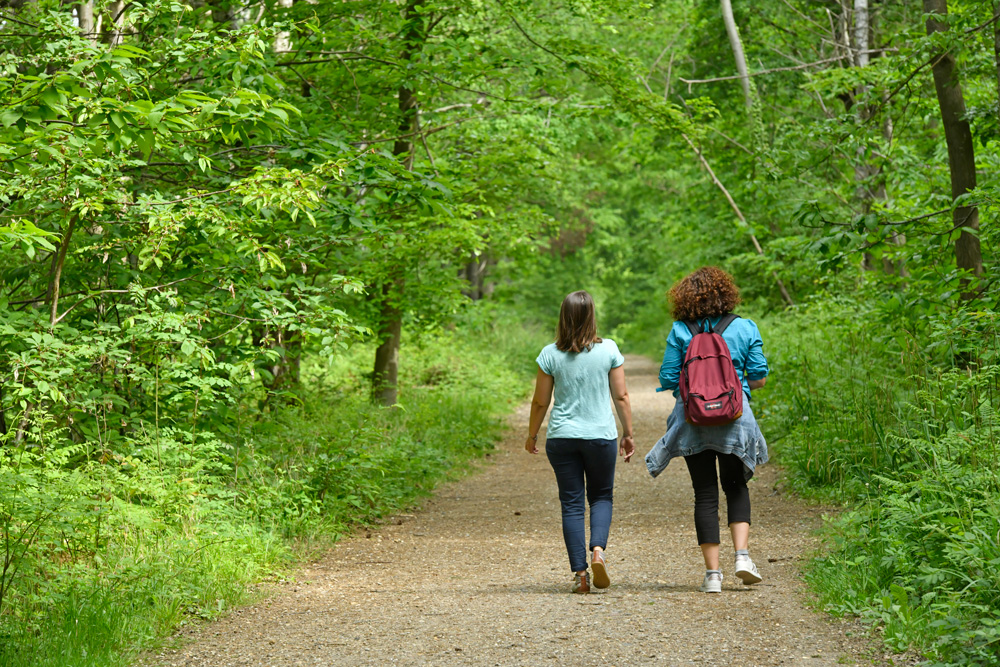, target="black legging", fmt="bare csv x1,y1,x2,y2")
683,449,751,545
